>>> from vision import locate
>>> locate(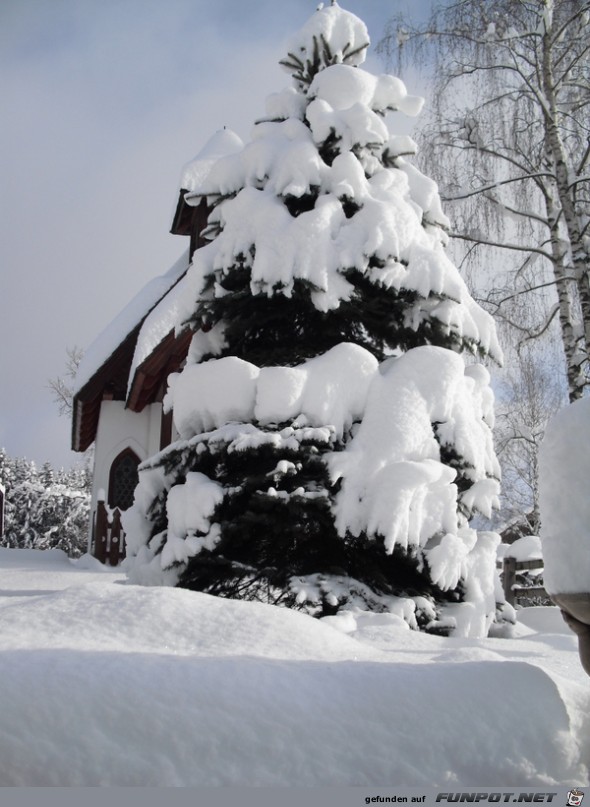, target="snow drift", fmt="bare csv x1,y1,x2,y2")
0,549,588,787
